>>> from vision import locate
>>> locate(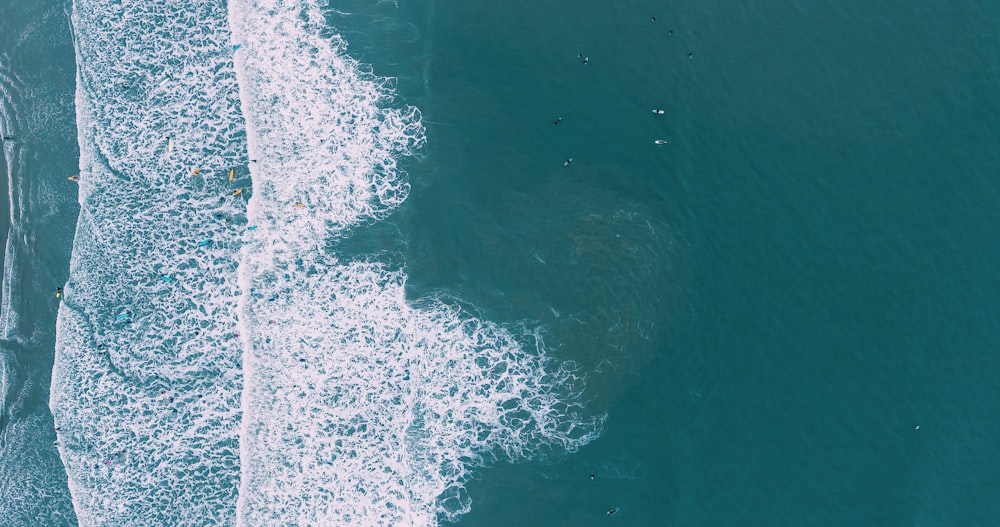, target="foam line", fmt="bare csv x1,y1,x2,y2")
51,1,248,524
228,3,602,525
